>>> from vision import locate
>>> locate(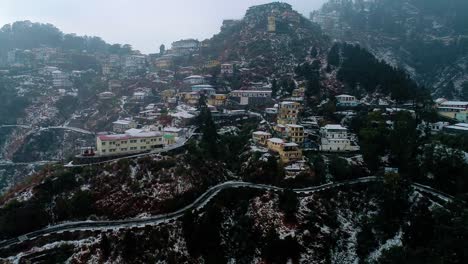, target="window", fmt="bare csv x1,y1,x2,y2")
141,139,146,143
102,150,106,153
102,142,106,146
141,146,147,150
121,141,127,144
121,148,127,151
